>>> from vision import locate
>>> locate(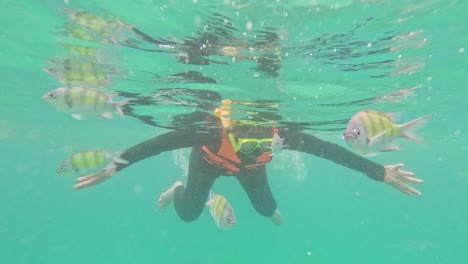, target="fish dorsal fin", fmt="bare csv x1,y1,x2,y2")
100,112,113,119
72,114,86,120
385,112,401,122
111,148,129,164
206,190,215,206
